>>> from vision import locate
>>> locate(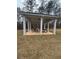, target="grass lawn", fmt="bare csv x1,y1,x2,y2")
17,29,61,59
